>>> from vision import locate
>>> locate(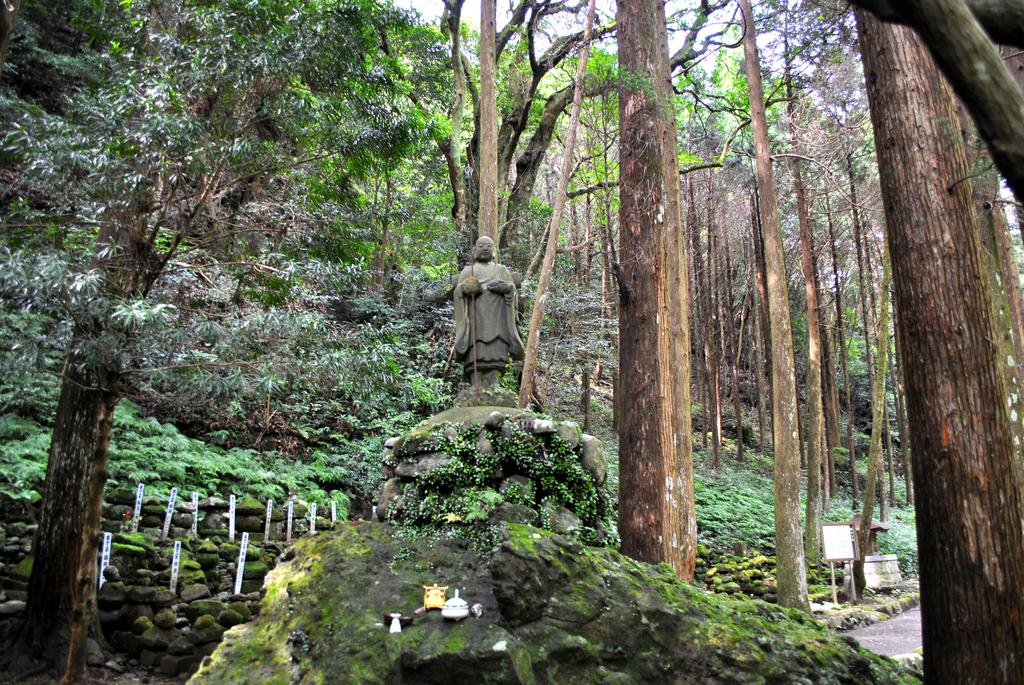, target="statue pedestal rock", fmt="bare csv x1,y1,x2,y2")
453,236,524,407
